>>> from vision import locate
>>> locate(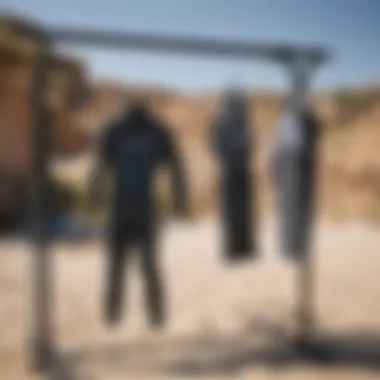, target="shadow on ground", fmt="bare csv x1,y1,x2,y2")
62,318,380,378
